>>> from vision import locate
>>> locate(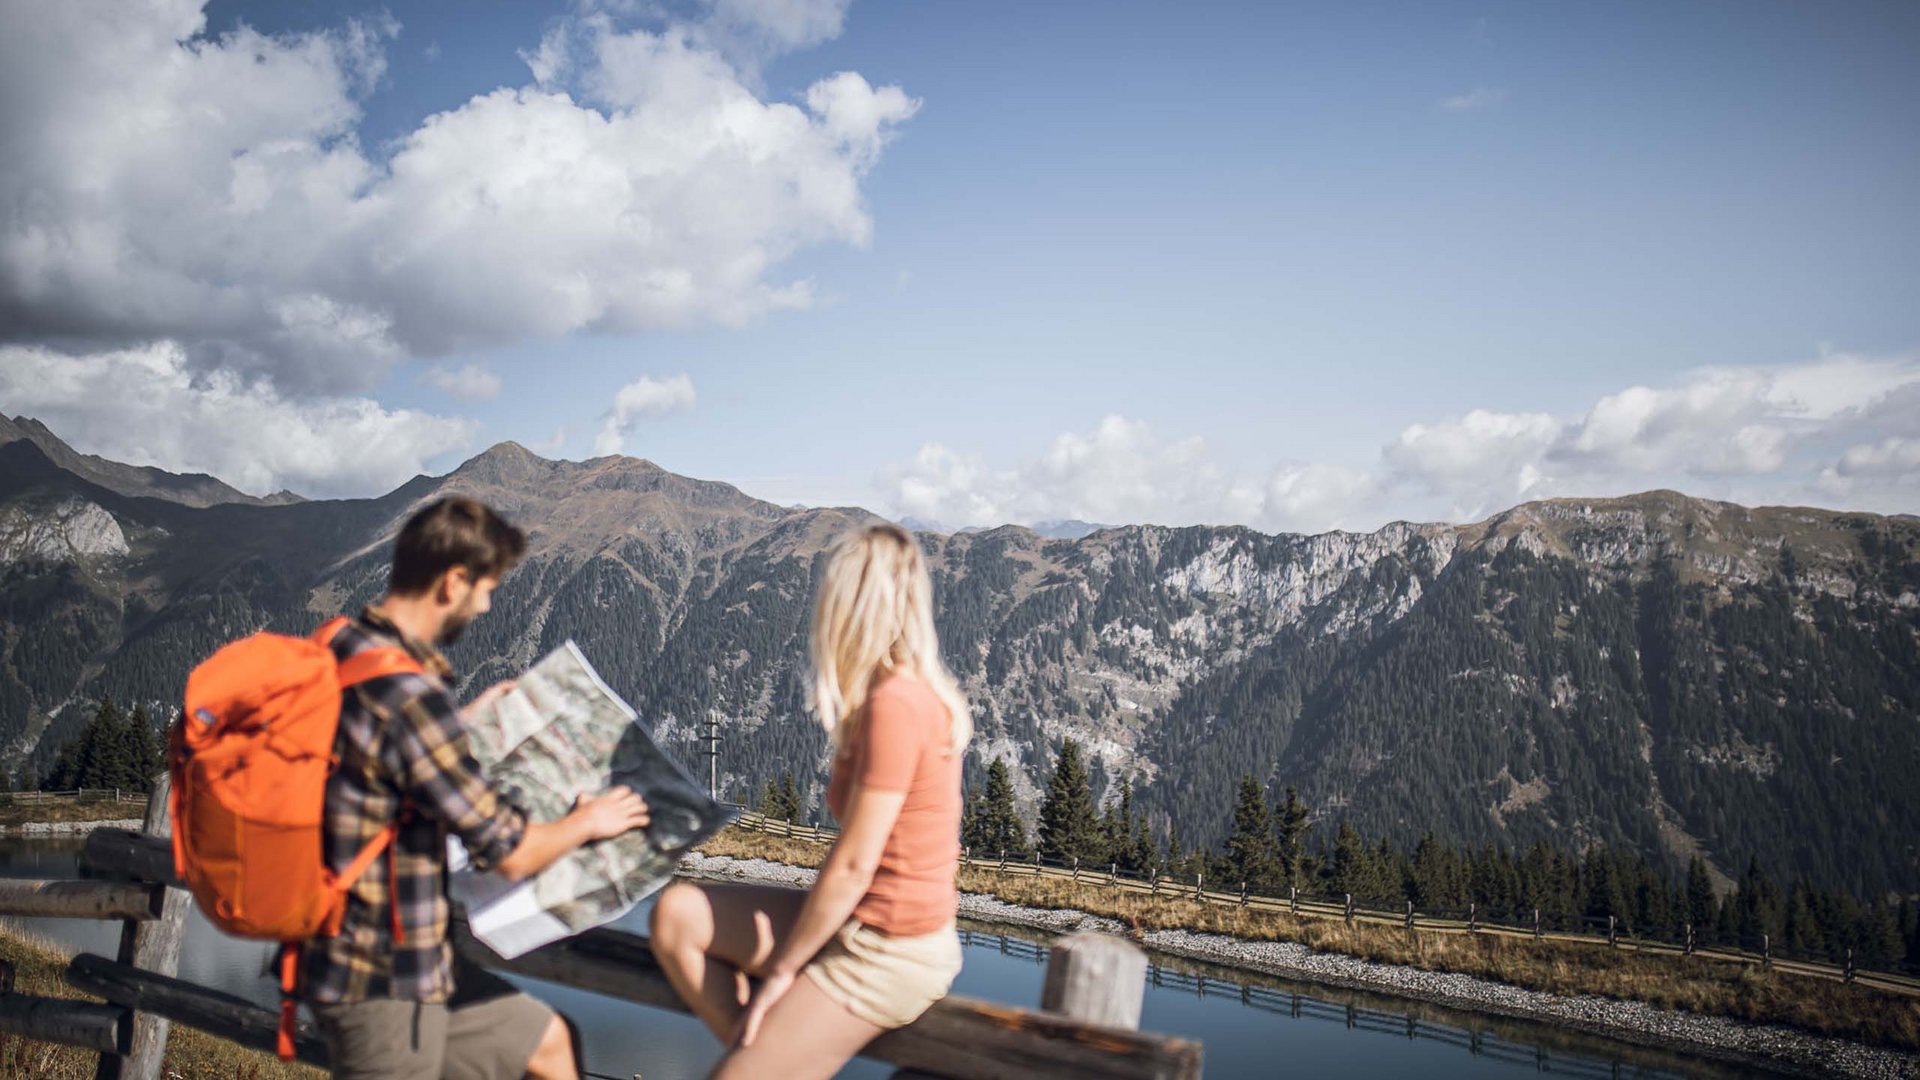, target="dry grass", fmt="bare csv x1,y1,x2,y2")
0,925,321,1079
695,826,1920,1051
0,799,148,828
